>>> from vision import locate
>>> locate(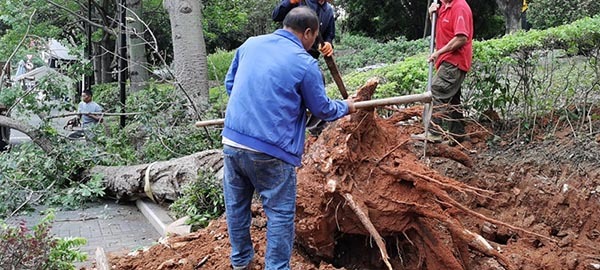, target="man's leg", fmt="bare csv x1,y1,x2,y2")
249,155,296,270
430,62,466,138
448,88,466,139
223,145,256,269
